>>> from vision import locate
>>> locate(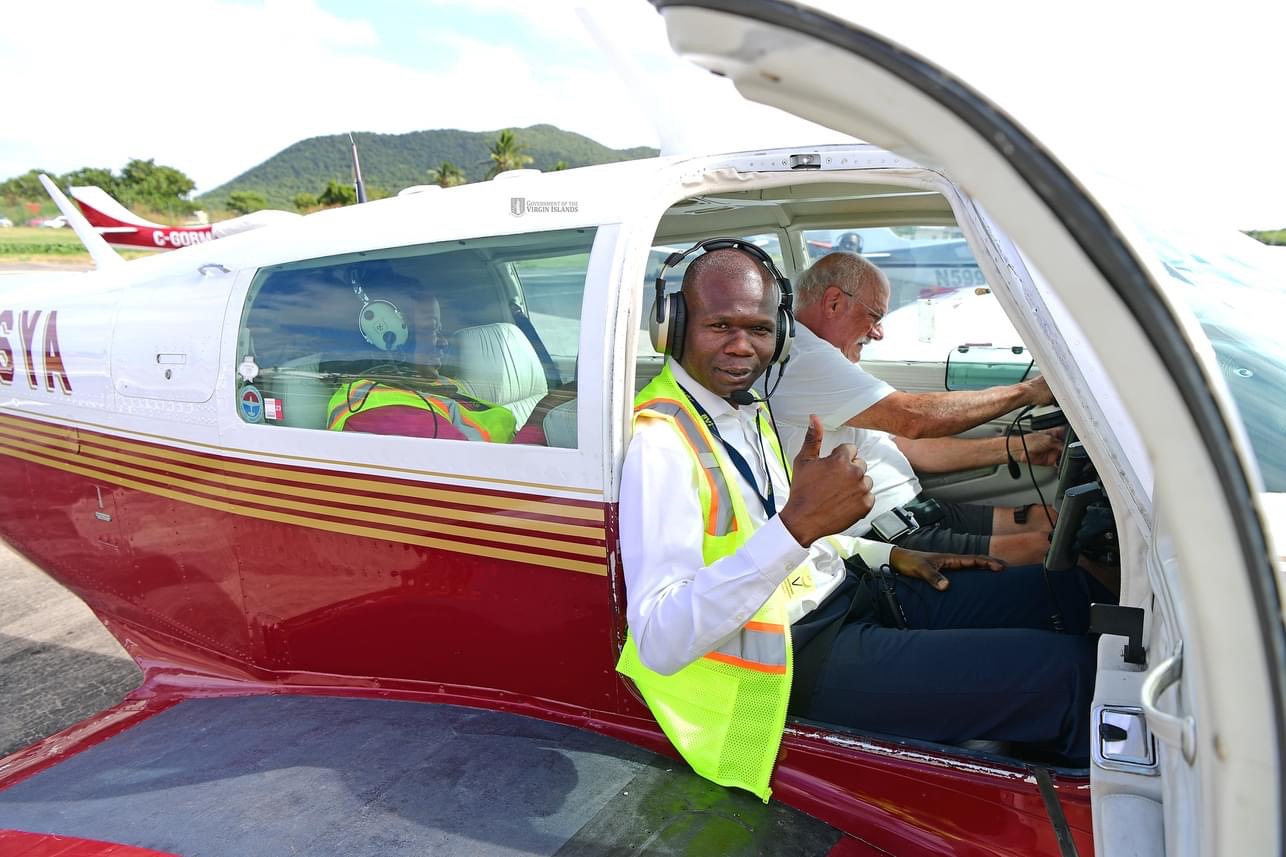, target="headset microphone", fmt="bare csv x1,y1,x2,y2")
729,389,757,406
